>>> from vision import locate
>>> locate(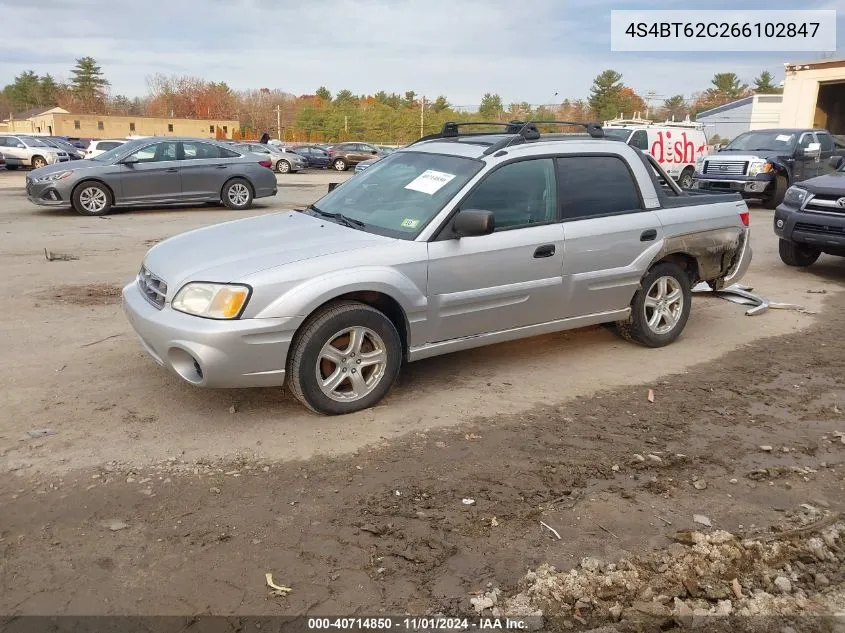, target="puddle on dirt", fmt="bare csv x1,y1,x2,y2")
39,284,122,307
